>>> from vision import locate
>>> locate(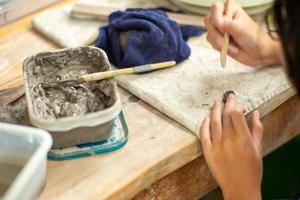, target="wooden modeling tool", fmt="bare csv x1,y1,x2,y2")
42,61,176,88
71,3,205,28
220,0,234,67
